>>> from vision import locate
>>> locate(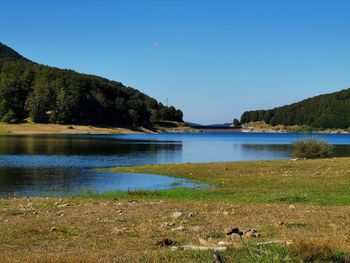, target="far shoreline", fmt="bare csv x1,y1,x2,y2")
1,122,350,135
